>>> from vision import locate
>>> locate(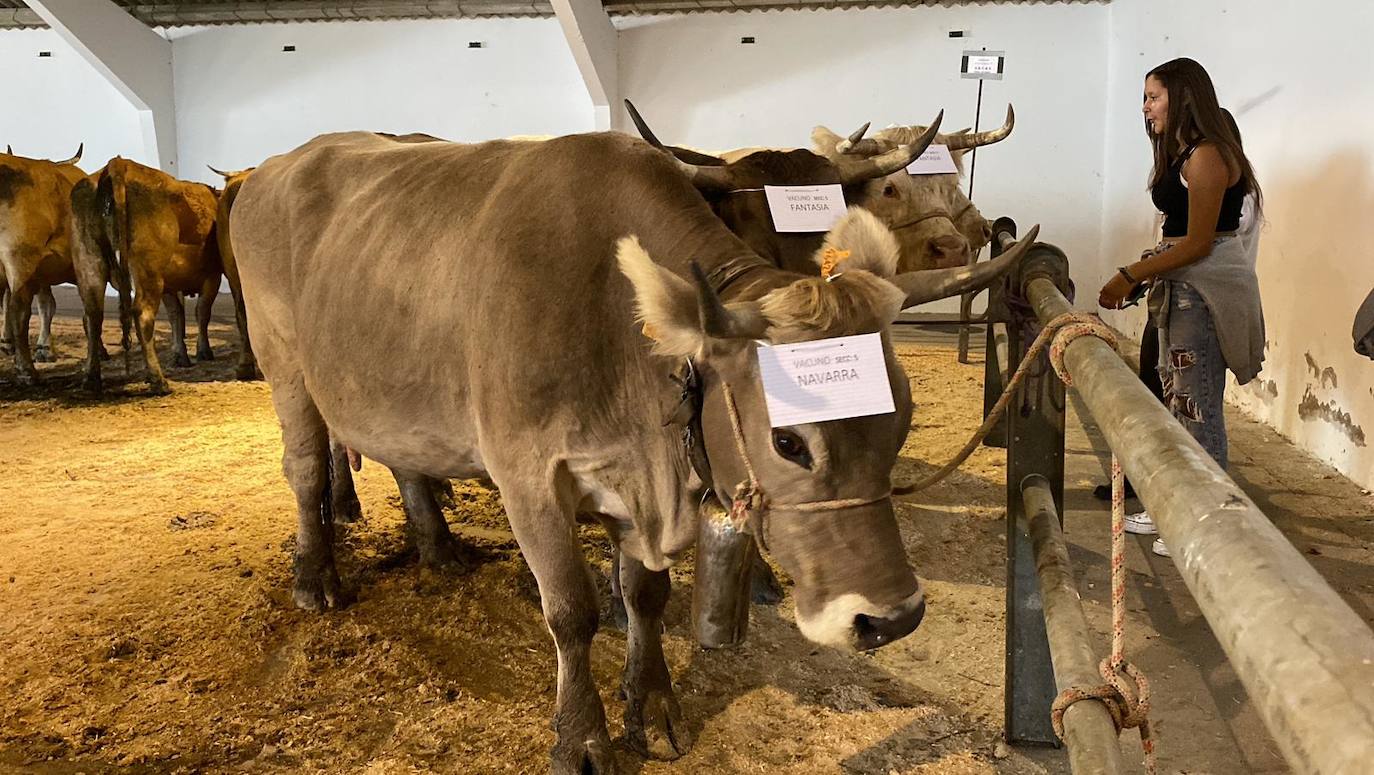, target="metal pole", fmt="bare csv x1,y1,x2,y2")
1021,270,1374,774
957,76,987,364
1003,230,1066,746
1023,475,1128,775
